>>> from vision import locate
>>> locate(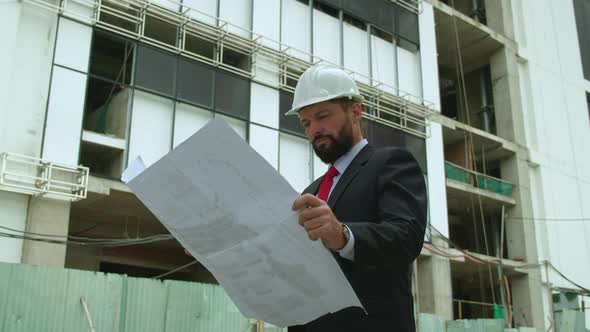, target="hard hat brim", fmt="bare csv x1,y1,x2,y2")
284,93,364,116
